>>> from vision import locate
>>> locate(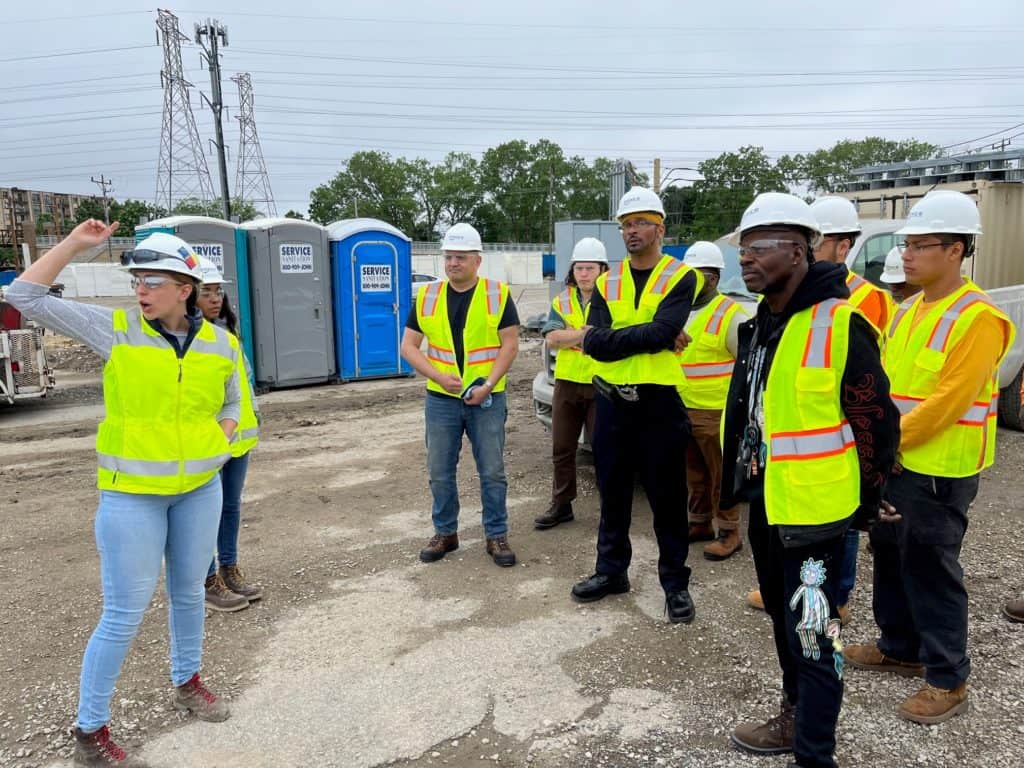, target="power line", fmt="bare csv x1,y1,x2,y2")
0,44,153,63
